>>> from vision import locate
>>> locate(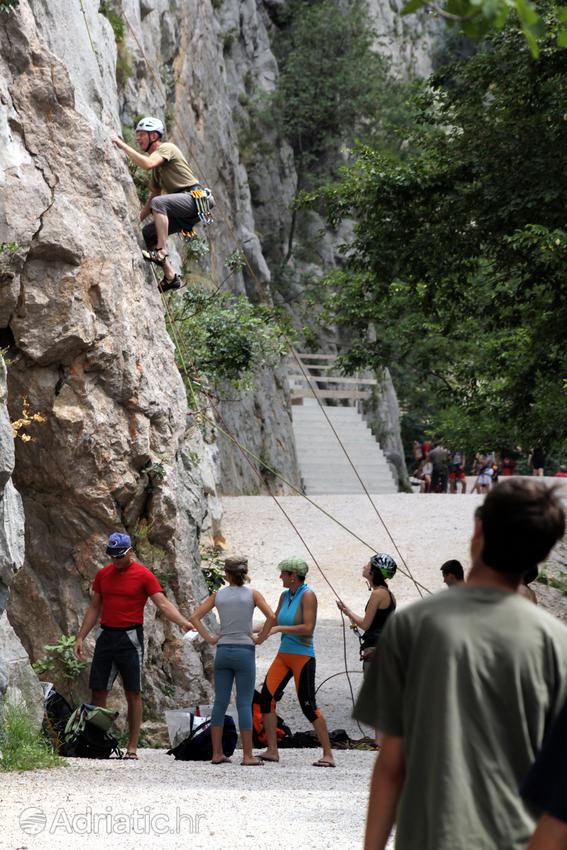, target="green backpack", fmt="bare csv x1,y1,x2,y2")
62,703,122,759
